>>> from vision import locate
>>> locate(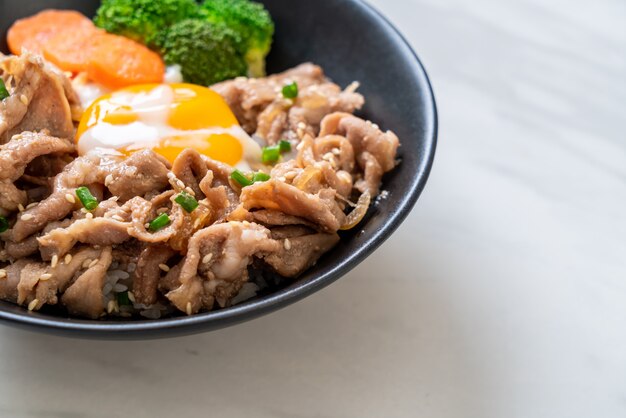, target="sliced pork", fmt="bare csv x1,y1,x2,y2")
0,53,77,142
166,222,281,314
61,247,113,319
213,63,364,143
0,62,401,319
319,113,400,195
237,179,346,233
